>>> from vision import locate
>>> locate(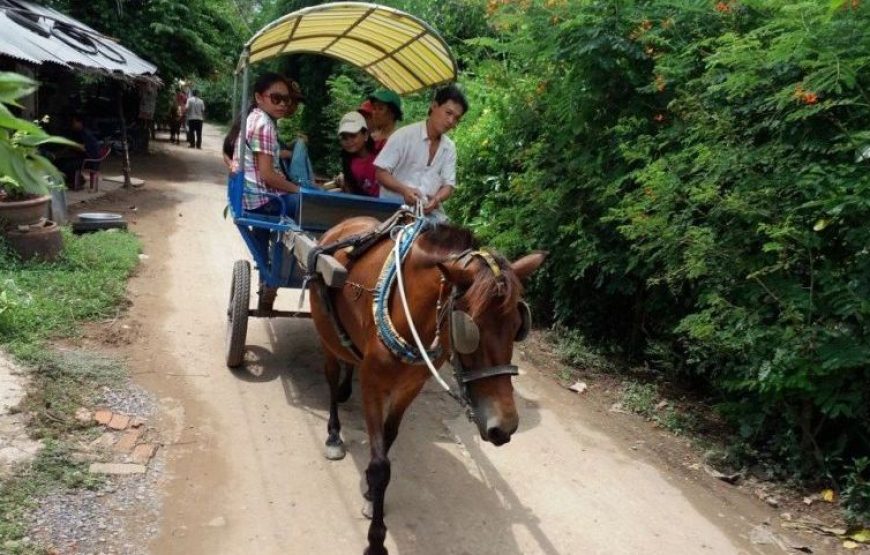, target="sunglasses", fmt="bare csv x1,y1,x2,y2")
268,92,295,106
